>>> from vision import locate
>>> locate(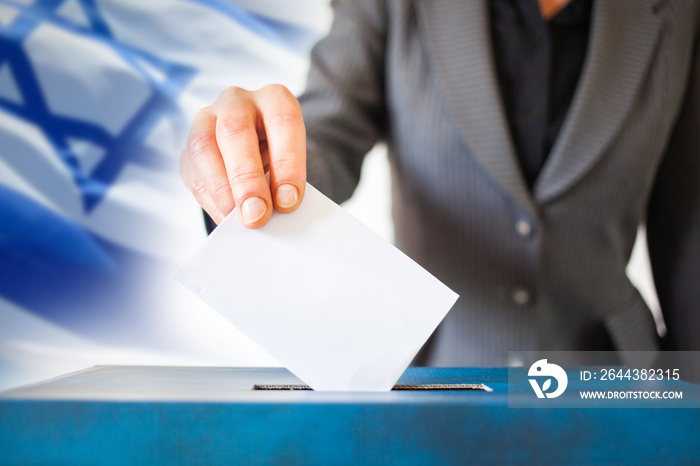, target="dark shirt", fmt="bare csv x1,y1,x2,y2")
490,0,593,188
